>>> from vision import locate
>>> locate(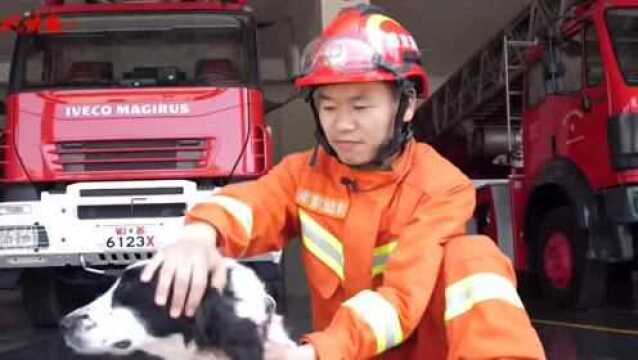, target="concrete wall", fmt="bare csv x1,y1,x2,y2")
321,0,369,26
259,0,320,161
373,0,531,91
